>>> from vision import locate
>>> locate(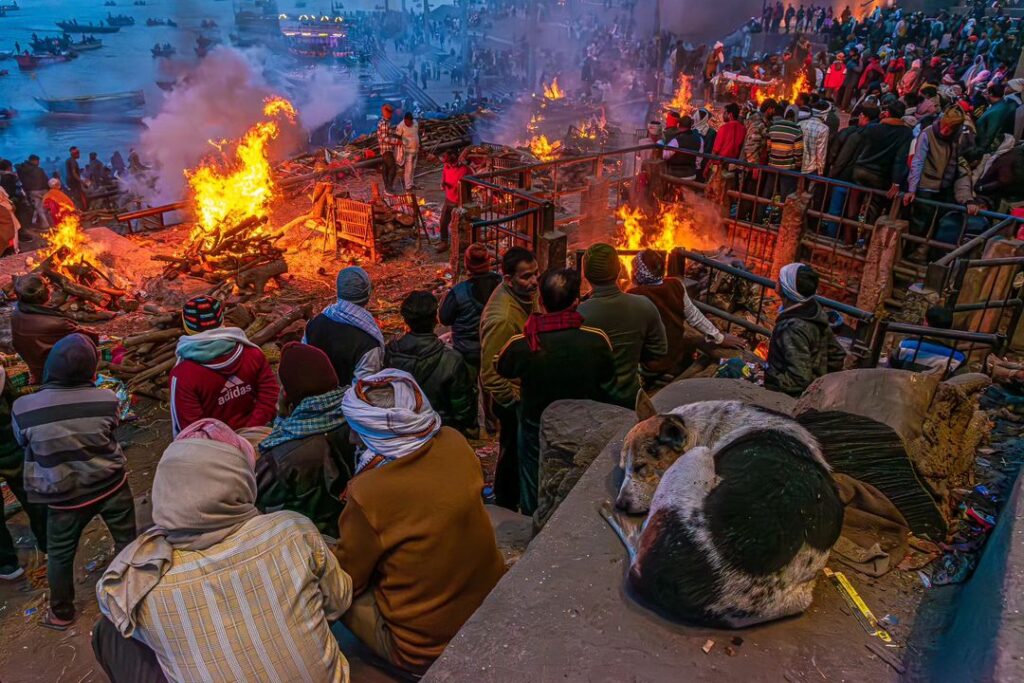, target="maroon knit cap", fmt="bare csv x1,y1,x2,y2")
464,243,491,276
279,342,339,405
